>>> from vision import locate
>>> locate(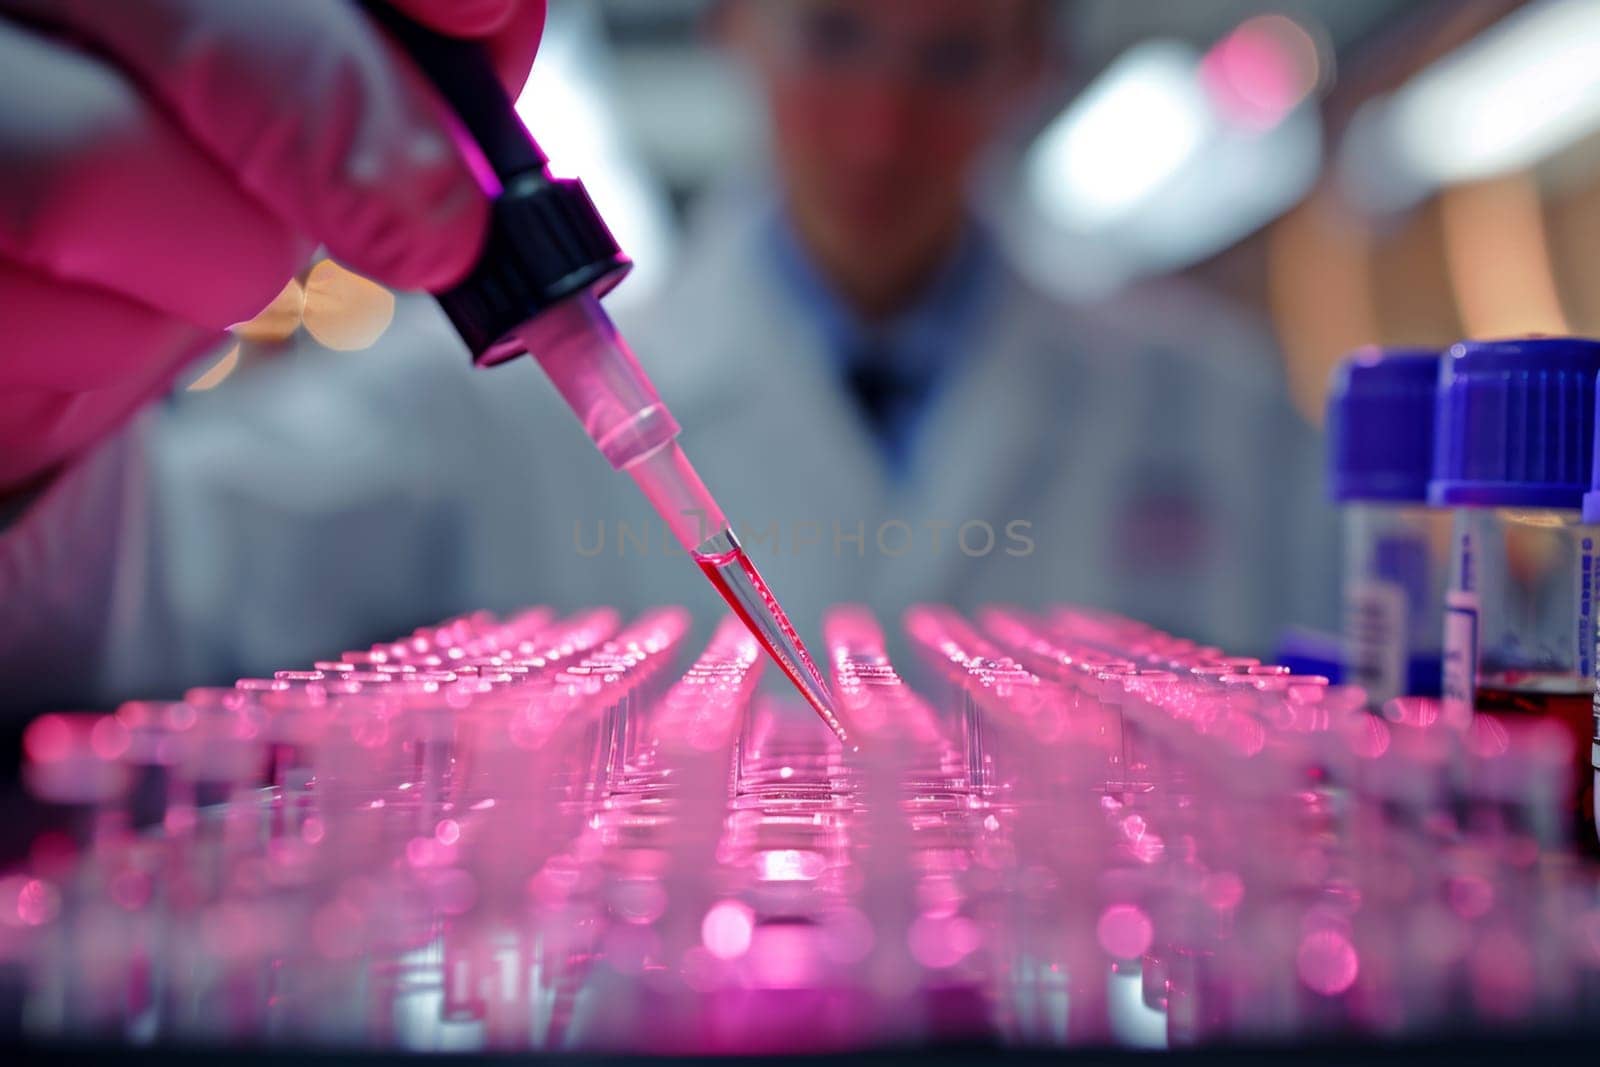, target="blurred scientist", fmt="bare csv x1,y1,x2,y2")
0,0,1335,707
